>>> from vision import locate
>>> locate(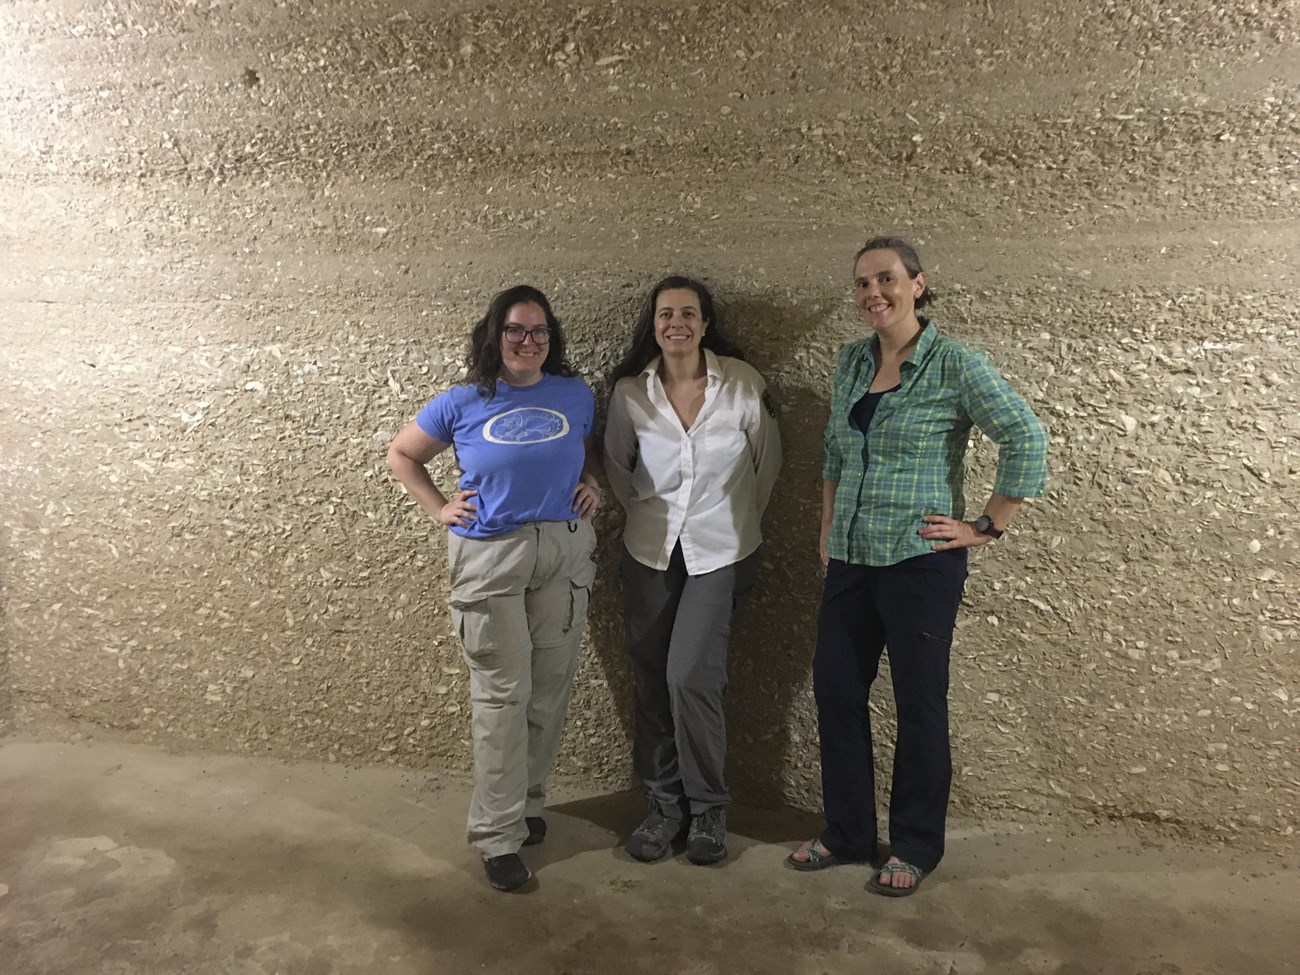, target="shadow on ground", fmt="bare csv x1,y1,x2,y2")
1,739,1295,975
